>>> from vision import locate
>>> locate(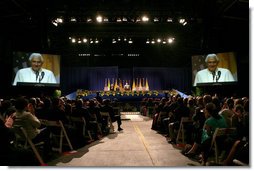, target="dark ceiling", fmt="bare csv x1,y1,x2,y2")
0,0,249,67
0,0,250,97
